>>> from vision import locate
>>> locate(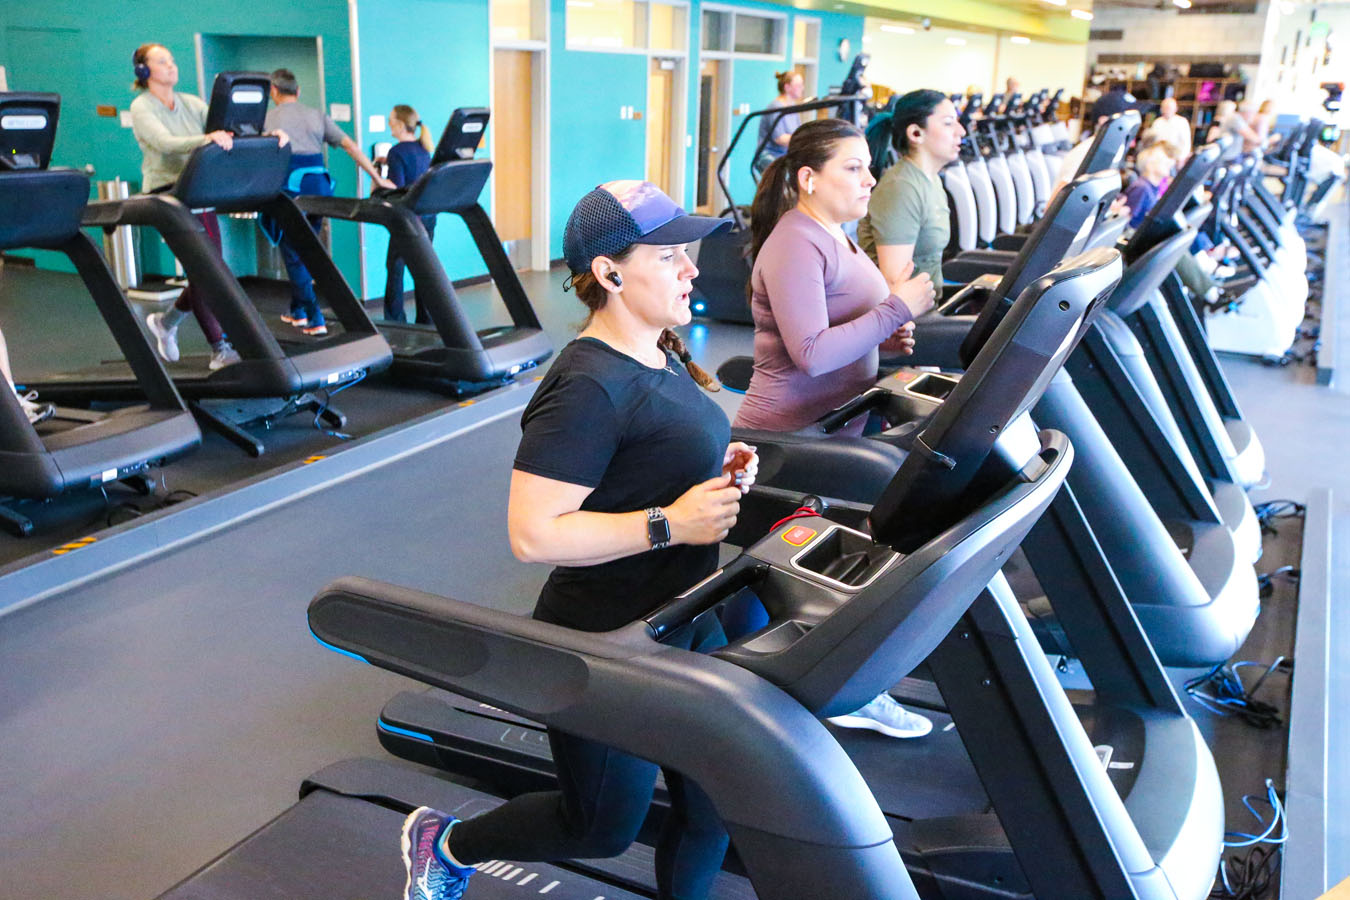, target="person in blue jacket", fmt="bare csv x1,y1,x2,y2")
383,104,437,324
